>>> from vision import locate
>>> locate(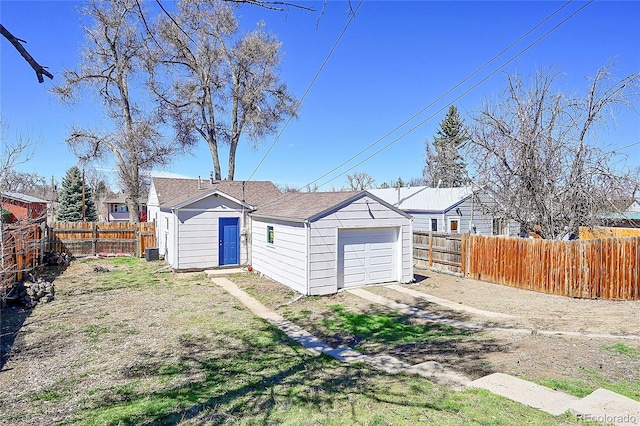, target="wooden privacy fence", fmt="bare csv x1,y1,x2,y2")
579,226,640,240
462,234,639,300
1,224,45,295
413,231,463,274
48,222,156,257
